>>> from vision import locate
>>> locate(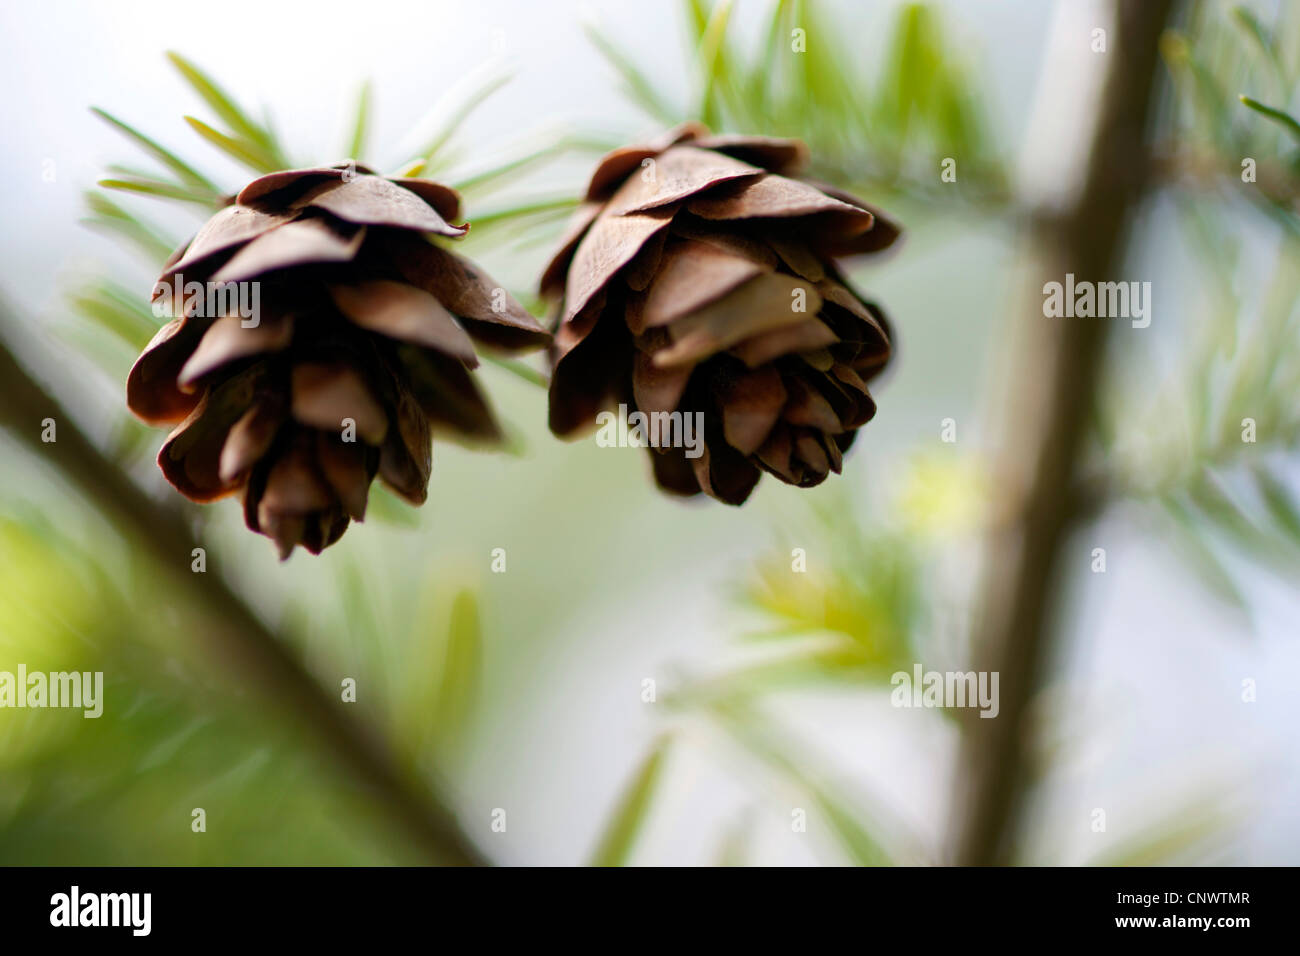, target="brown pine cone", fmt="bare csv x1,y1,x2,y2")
127,162,547,557
540,125,899,504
